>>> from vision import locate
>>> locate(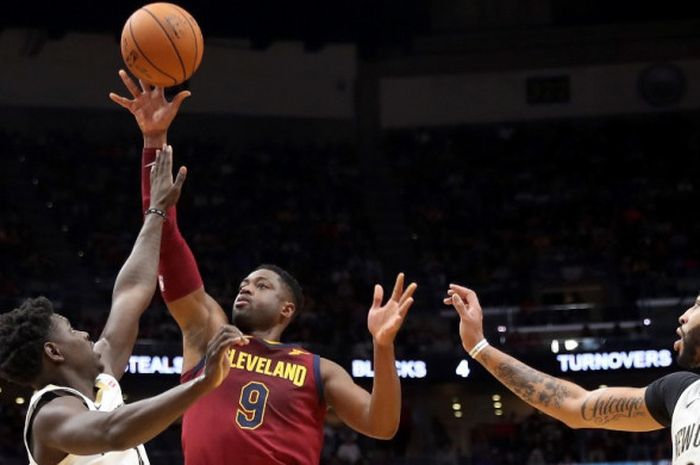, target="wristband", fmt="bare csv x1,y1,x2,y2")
468,338,489,358
145,207,167,219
